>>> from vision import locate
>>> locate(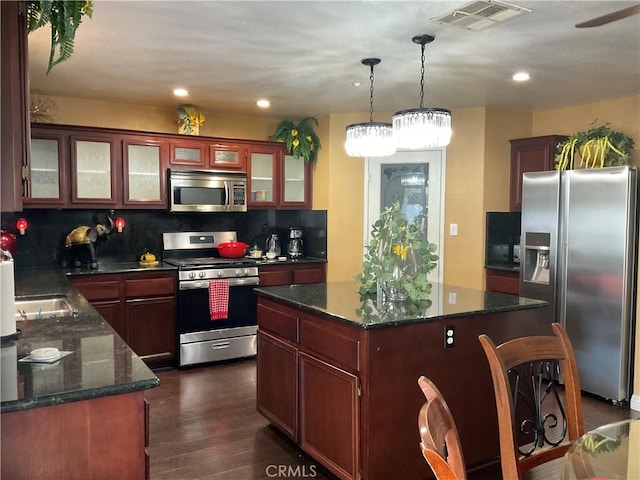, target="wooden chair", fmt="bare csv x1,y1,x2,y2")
478,322,584,480
417,375,467,480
